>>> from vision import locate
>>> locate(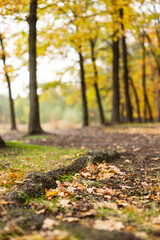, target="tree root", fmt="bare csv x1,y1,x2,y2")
4,149,119,204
